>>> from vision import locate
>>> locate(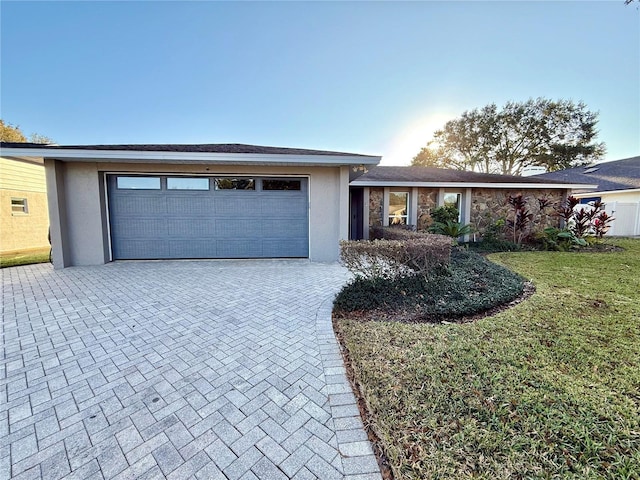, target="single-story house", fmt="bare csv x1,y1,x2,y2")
349,166,596,240
0,150,50,254
0,142,380,268
0,142,597,268
533,156,640,236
